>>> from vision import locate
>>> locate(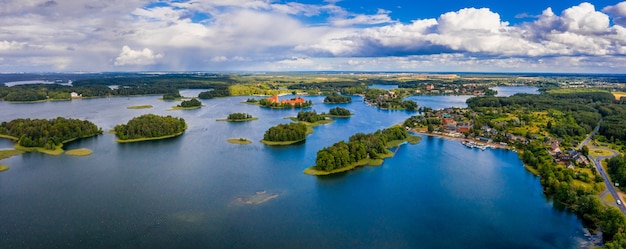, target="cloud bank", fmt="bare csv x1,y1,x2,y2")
0,0,625,73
